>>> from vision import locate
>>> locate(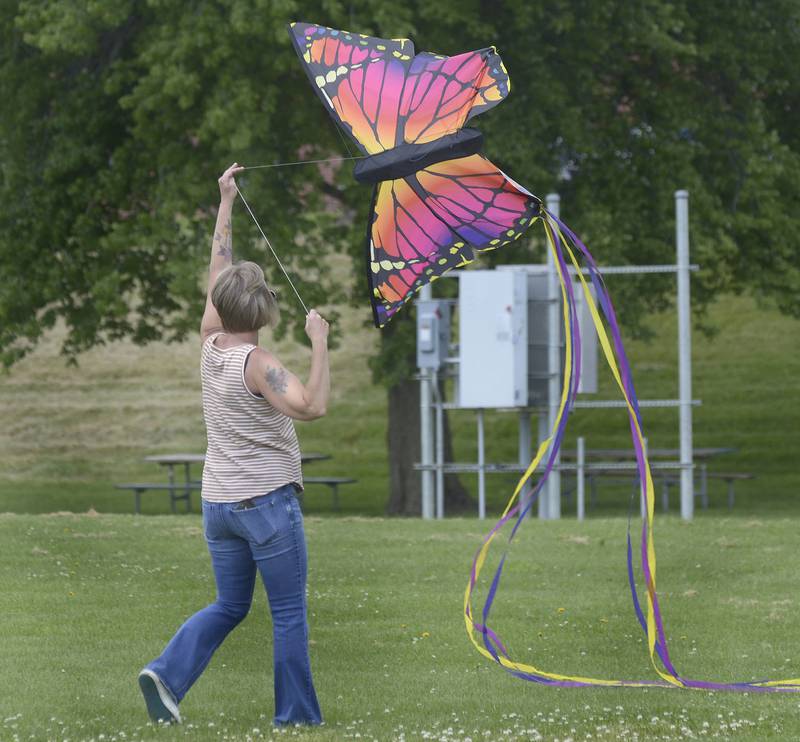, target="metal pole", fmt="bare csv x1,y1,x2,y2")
419,285,435,520
434,370,445,519
576,436,585,521
536,413,548,518
545,193,562,519
477,409,486,519
518,411,532,516
675,190,694,521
